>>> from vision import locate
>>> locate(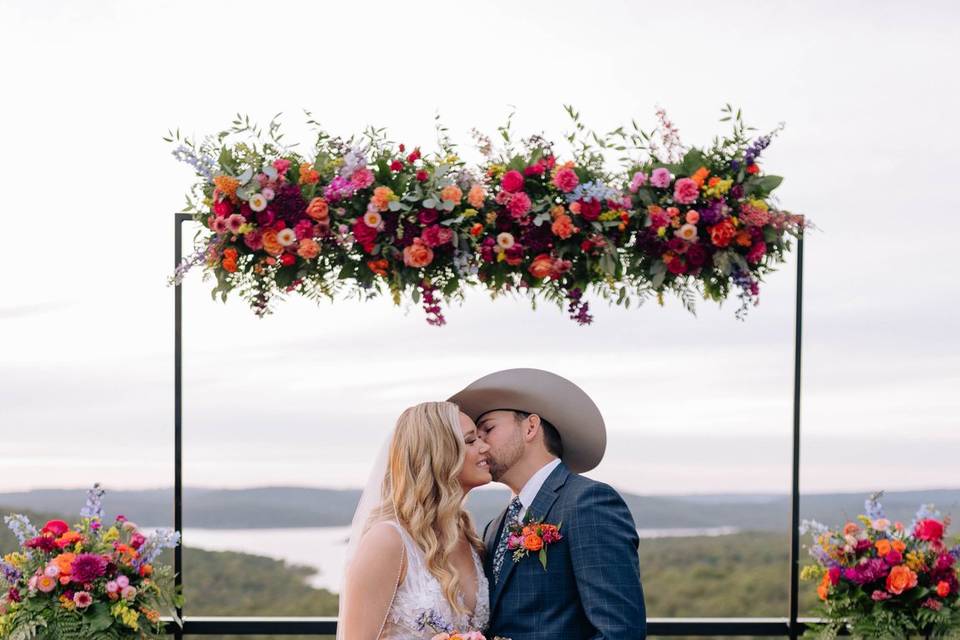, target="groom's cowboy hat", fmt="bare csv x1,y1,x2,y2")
448,368,606,473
